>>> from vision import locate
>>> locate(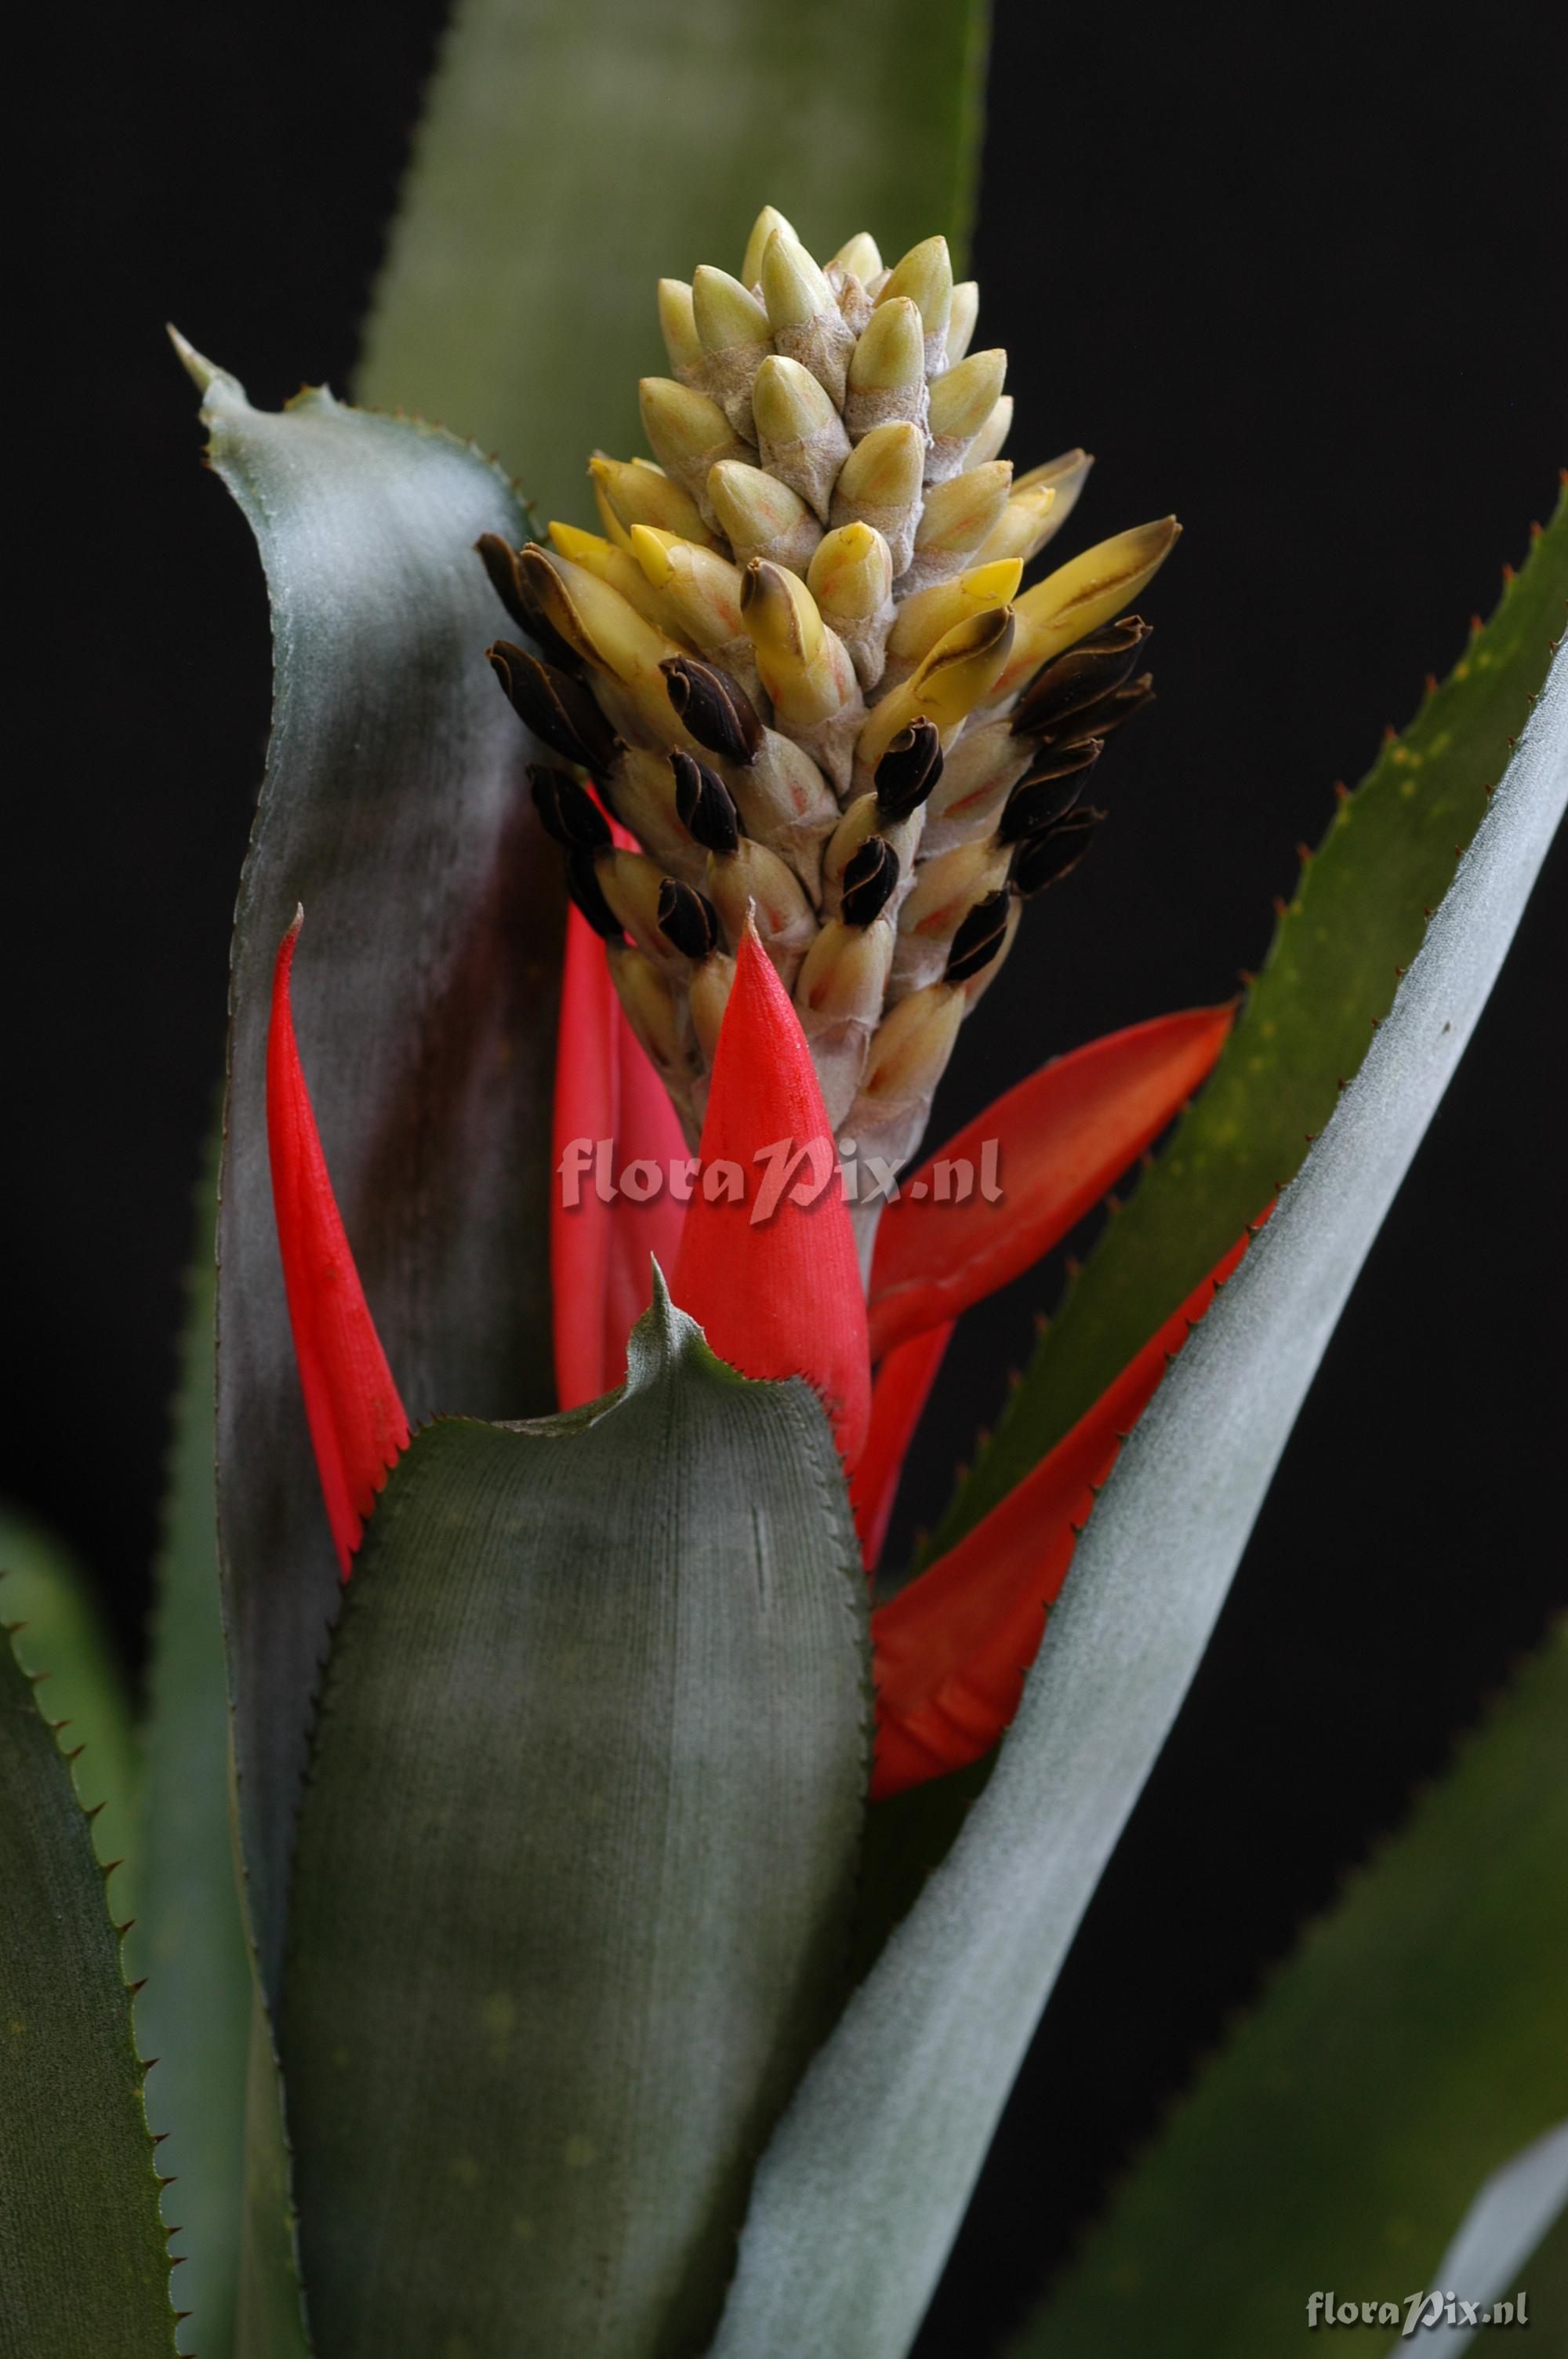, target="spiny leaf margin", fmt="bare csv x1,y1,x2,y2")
933,480,1568,1551
281,1291,871,2359
708,641,1566,2359
0,1623,179,2357
1007,1622,1568,2357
